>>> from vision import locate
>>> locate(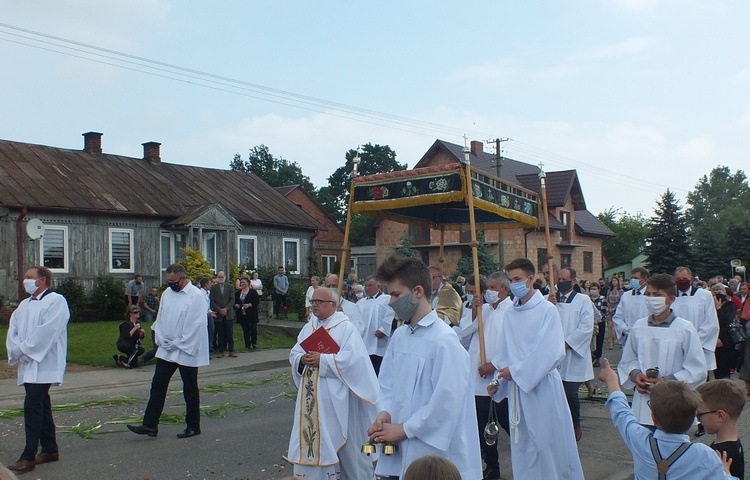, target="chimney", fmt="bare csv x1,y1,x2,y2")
82,131,103,154
470,140,484,157
142,142,161,163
